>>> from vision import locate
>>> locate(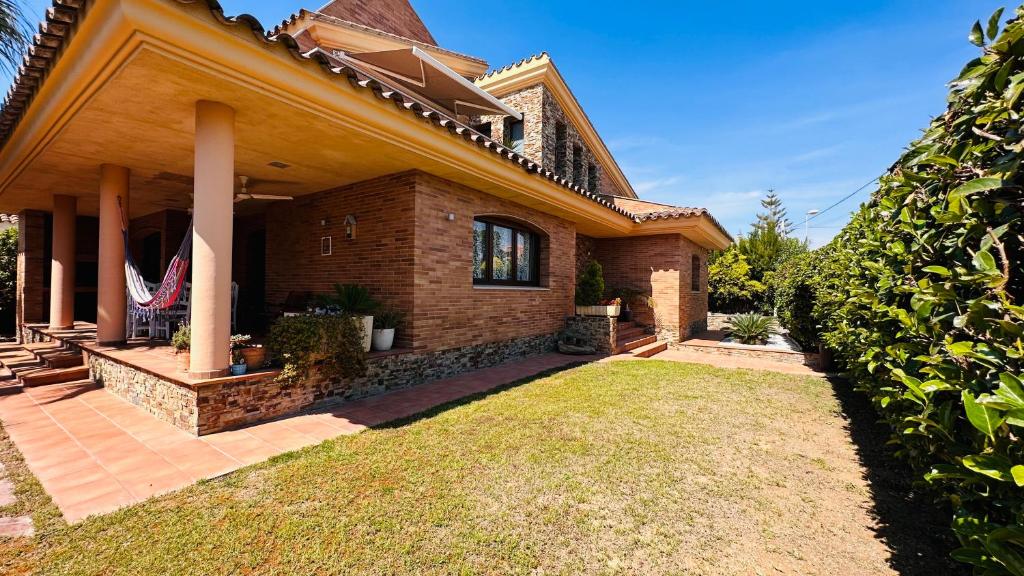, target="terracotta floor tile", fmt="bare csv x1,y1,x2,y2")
284,416,350,441
0,516,33,537
0,480,15,507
